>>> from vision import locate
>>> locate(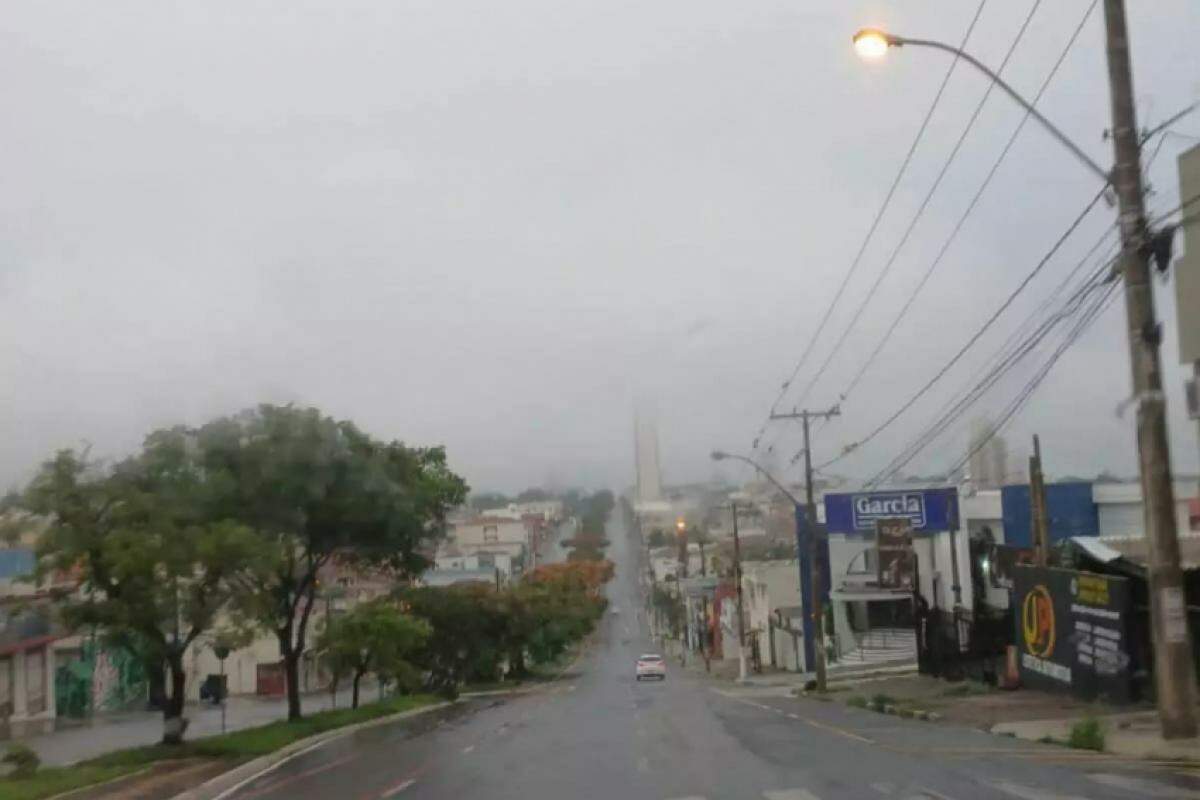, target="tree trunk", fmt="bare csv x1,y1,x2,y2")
162,652,189,744
352,670,363,710
282,582,319,721
146,660,167,711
